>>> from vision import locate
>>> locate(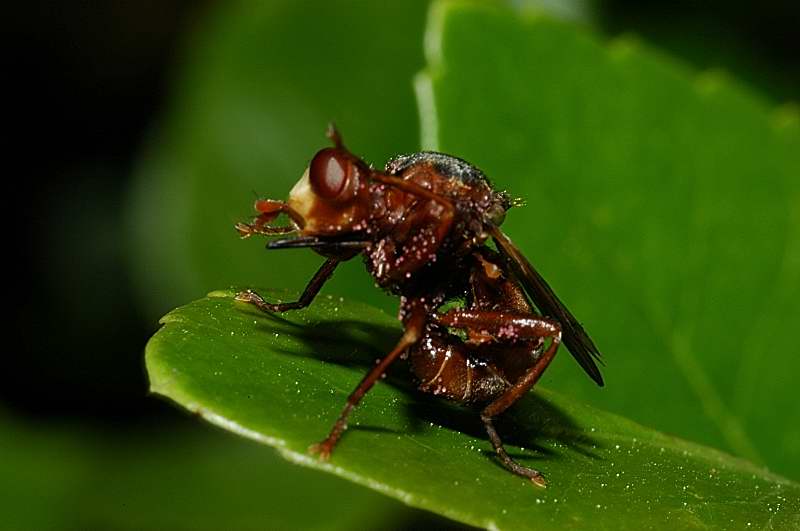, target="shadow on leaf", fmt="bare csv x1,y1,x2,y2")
405,392,602,463
243,305,399,367
241,306,601,465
